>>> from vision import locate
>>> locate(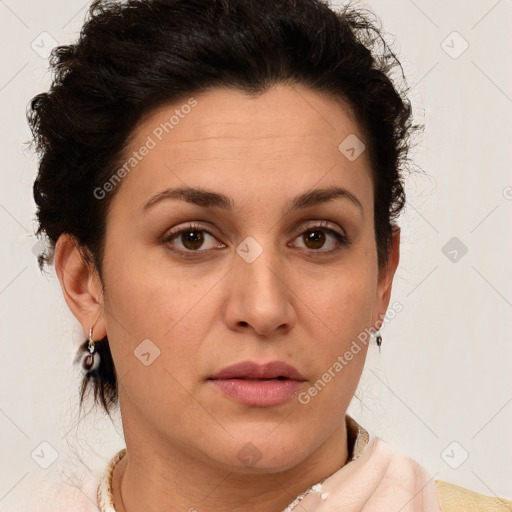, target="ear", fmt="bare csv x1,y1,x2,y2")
371,225,400,330
54,234,107,341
